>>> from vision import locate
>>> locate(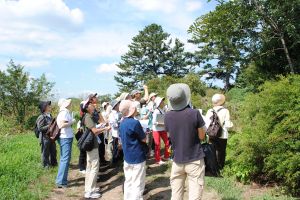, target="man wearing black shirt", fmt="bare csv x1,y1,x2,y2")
165,83,206,200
